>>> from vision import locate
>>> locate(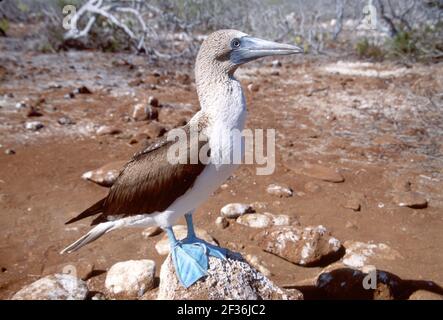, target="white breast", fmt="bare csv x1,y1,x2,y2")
152,78,247,227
